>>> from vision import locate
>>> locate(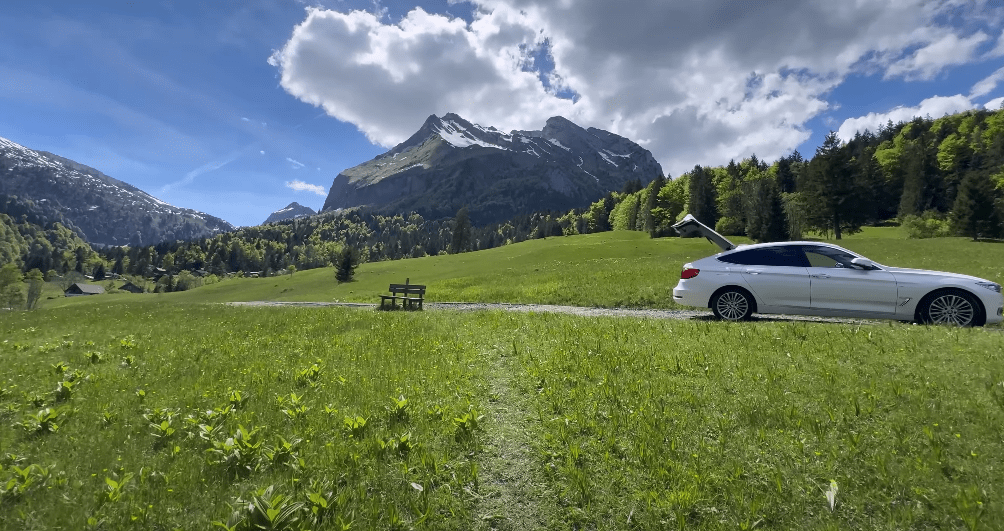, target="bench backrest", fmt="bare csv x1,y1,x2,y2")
389,284,426,295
